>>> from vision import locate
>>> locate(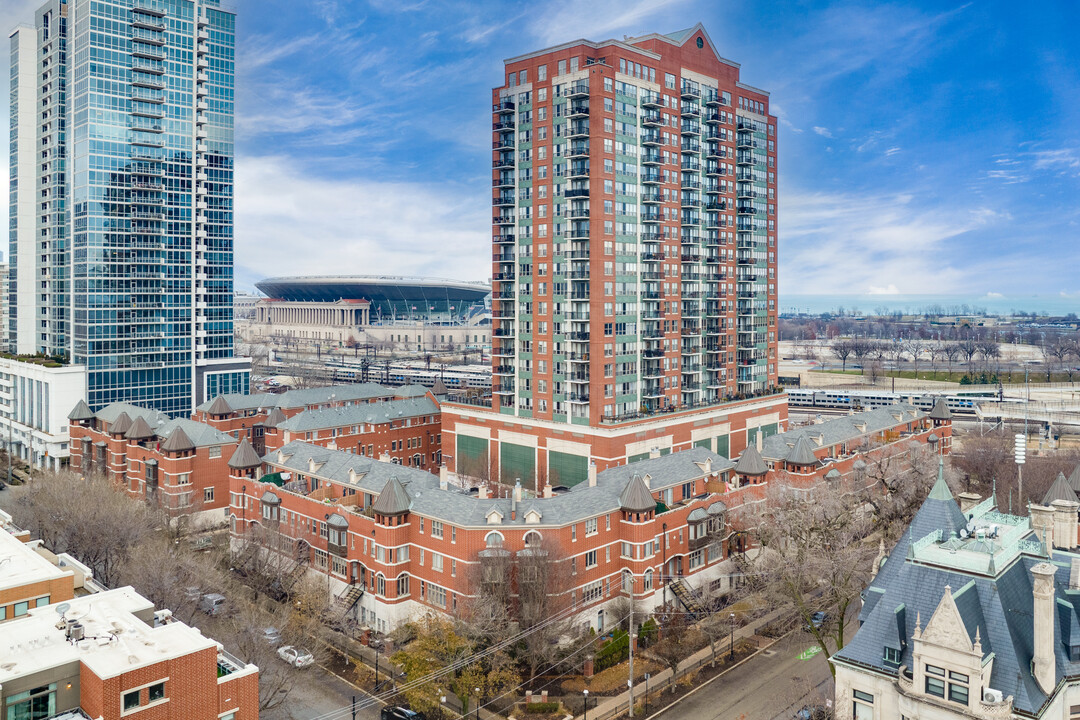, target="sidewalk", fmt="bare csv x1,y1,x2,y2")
575,604,793,720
